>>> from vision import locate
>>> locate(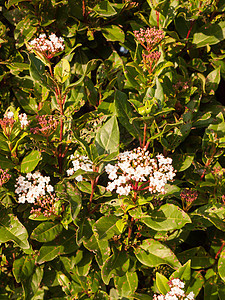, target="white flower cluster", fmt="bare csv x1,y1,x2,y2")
4,111,29,129
4,111,14,119
66,154,93,181
15,171,54,204
19,113,29,128
29,33,64,56
105,148,175,196
153,279,195,300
